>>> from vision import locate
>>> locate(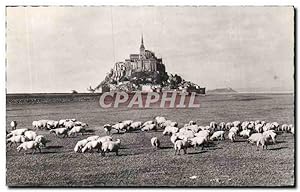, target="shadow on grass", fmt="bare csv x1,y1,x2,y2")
275,140,287,144
267,146,288,151
45,145,63,149
159,146,173,150
84,129,95,133
187,150,208,155
233,140,247,143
